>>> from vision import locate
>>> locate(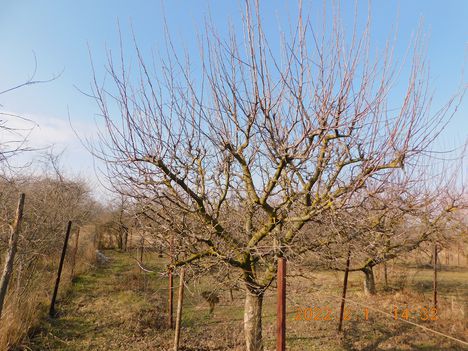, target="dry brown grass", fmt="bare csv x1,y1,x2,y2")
16,250,468,351
0,226,96,350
